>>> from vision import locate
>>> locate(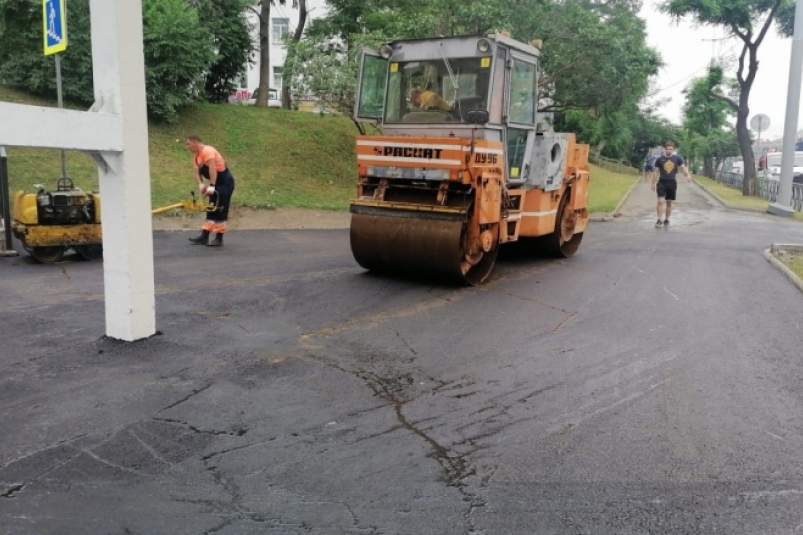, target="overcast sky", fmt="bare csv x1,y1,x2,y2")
640,0,795,140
